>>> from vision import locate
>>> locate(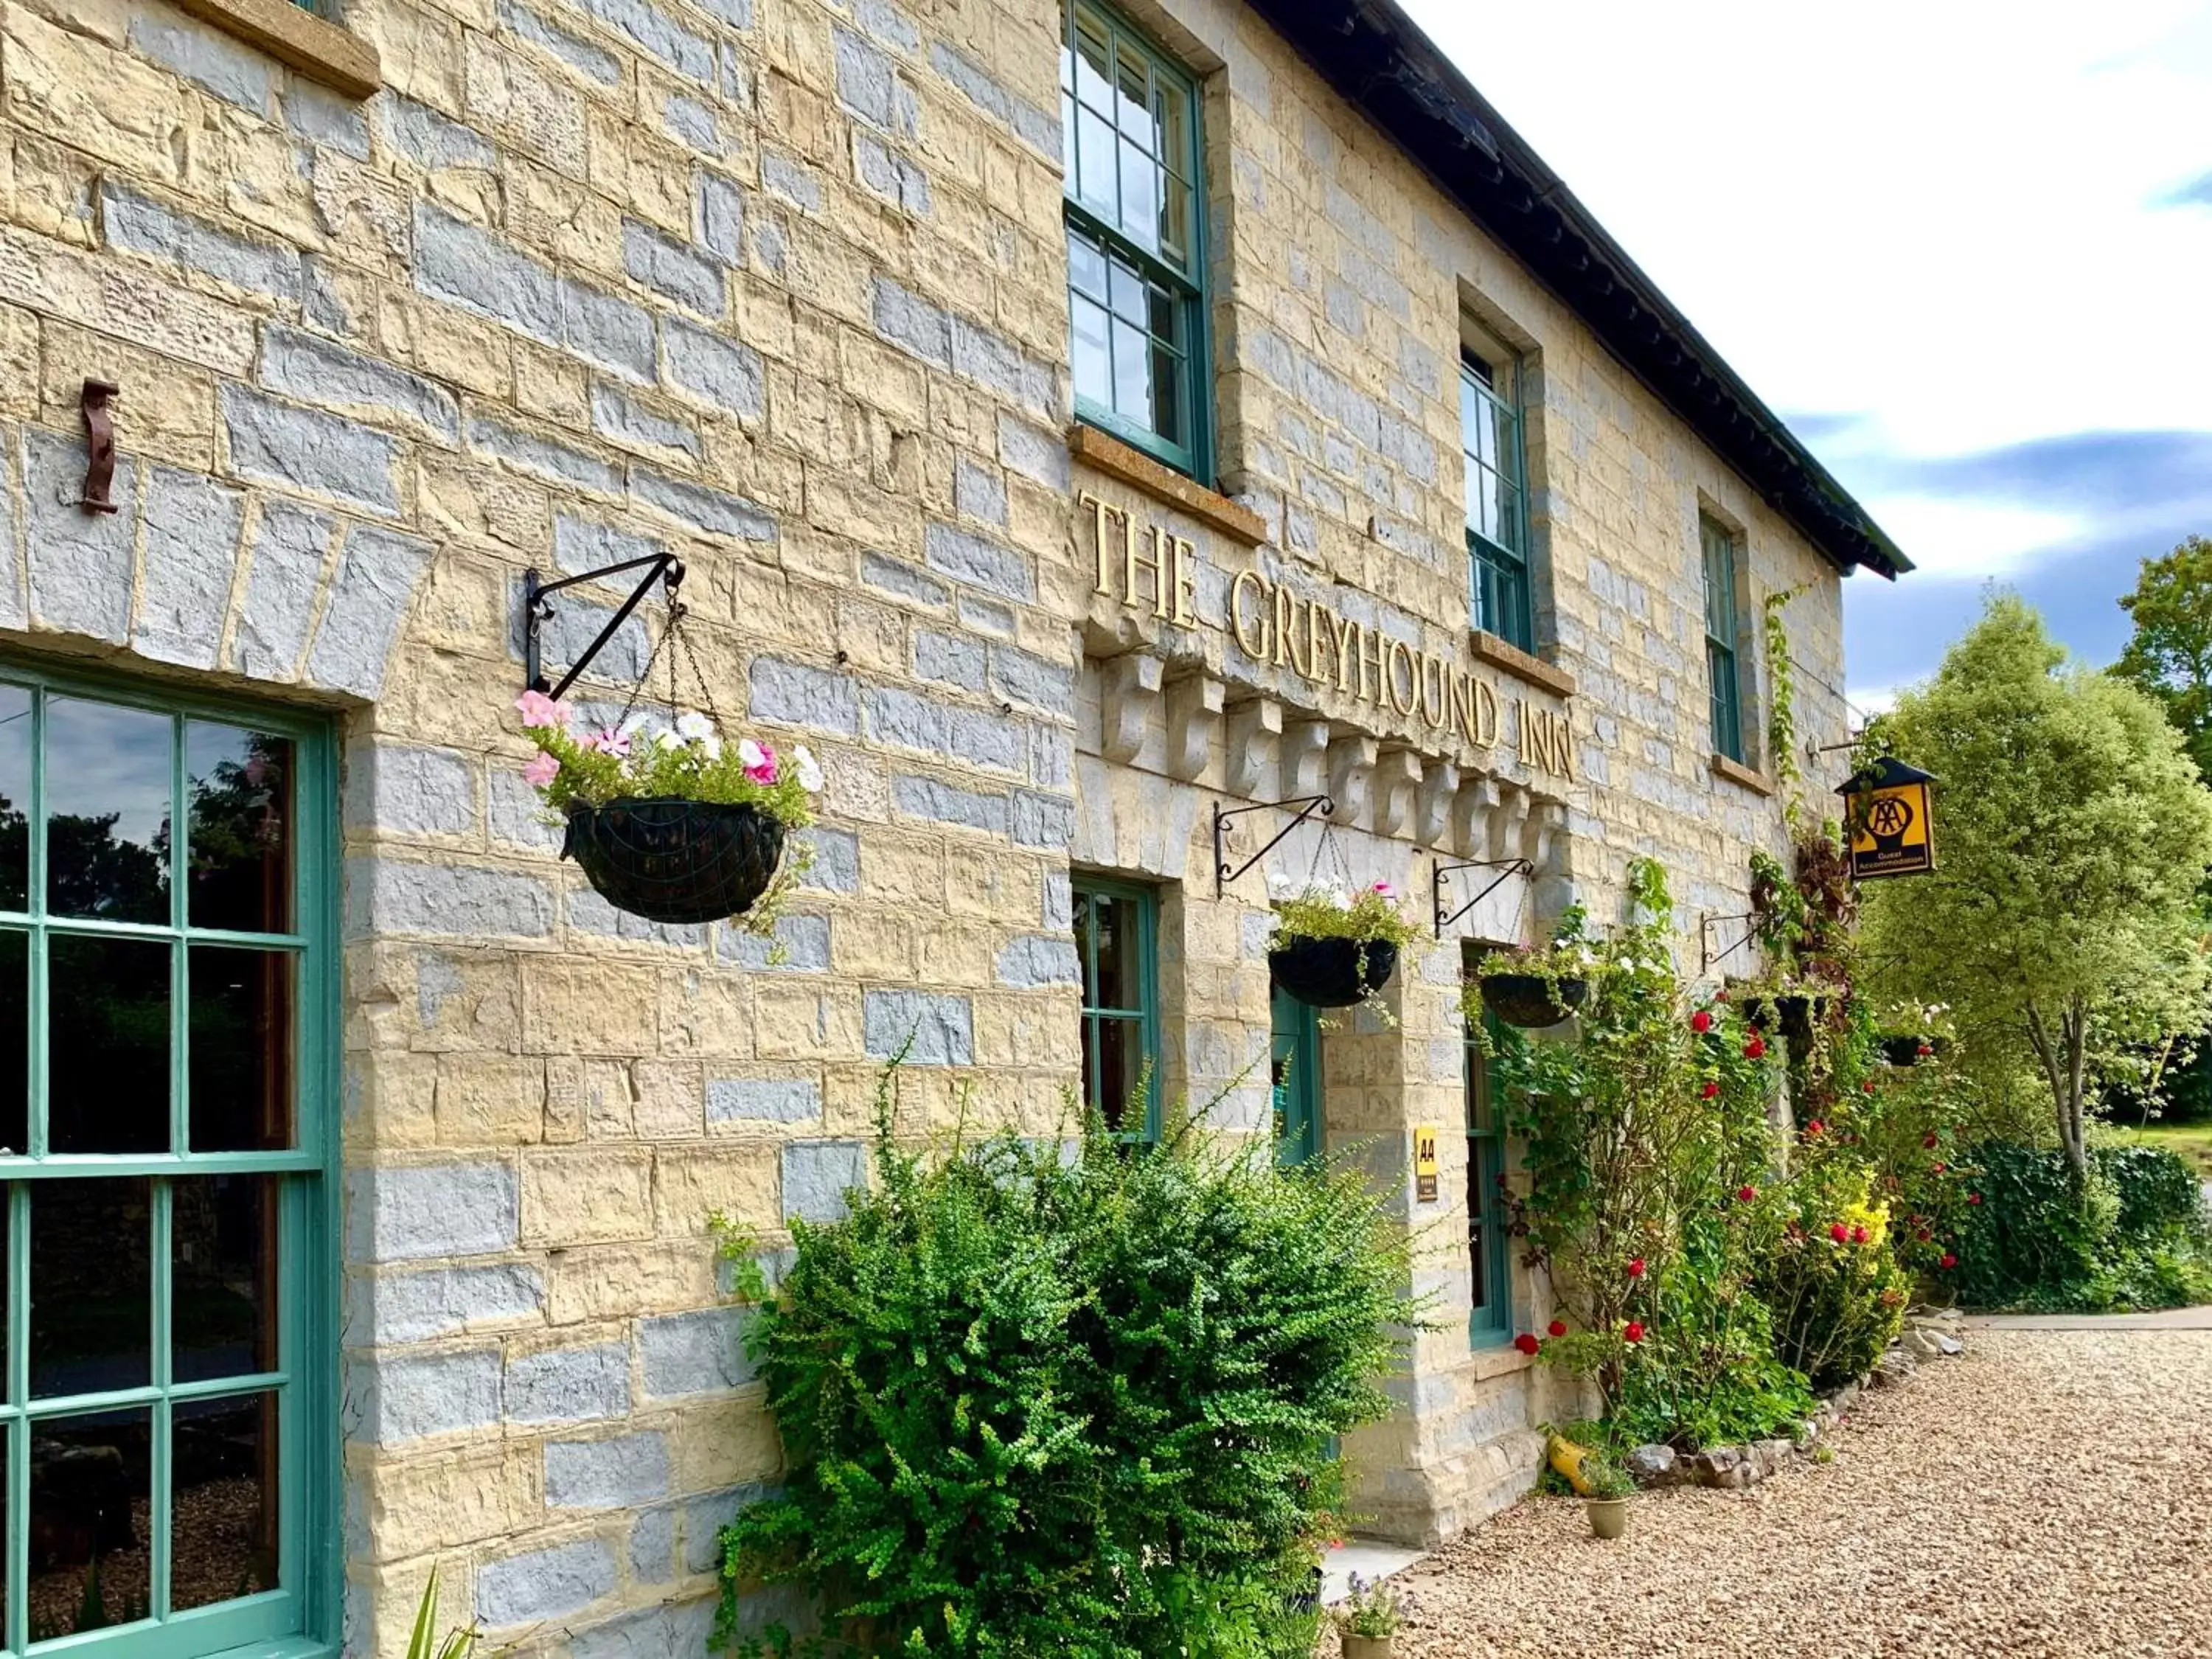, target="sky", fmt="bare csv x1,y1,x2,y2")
1394,0,2212,717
